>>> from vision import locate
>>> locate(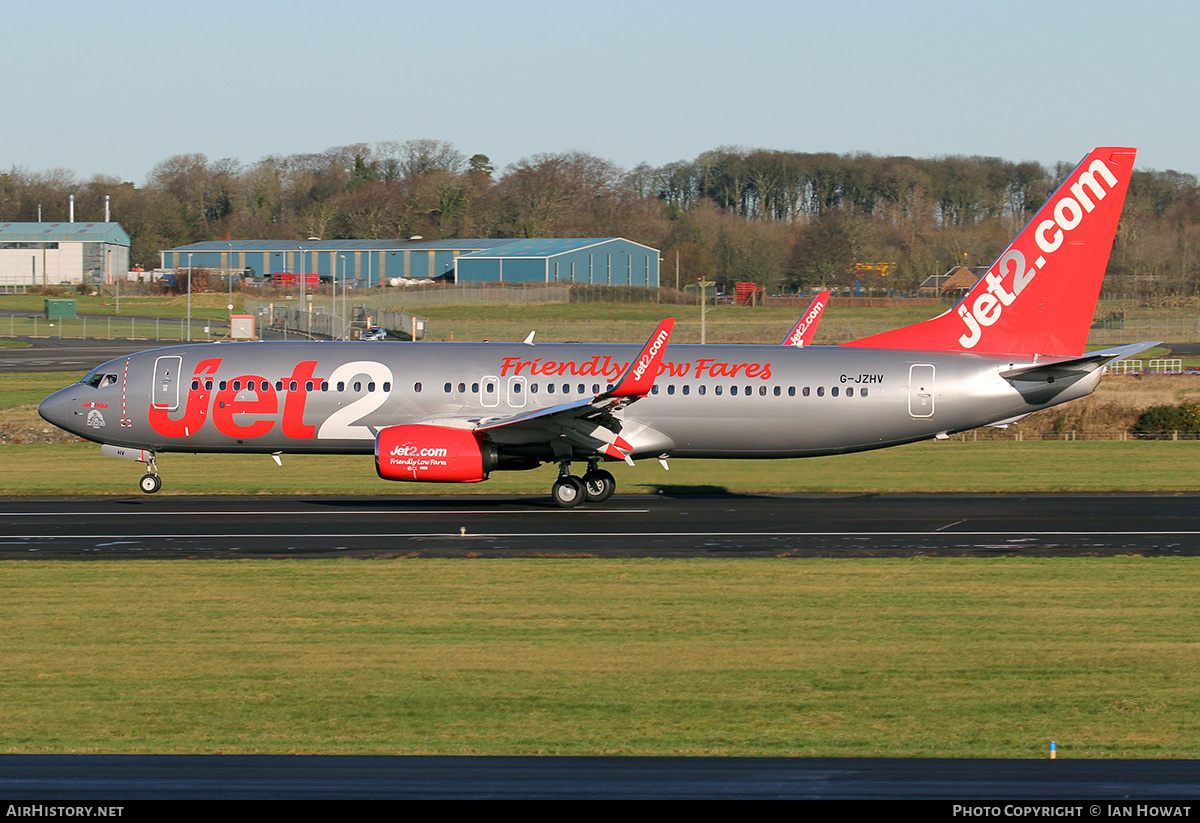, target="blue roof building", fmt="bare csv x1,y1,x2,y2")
160,237,659,288
455,238,659,287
